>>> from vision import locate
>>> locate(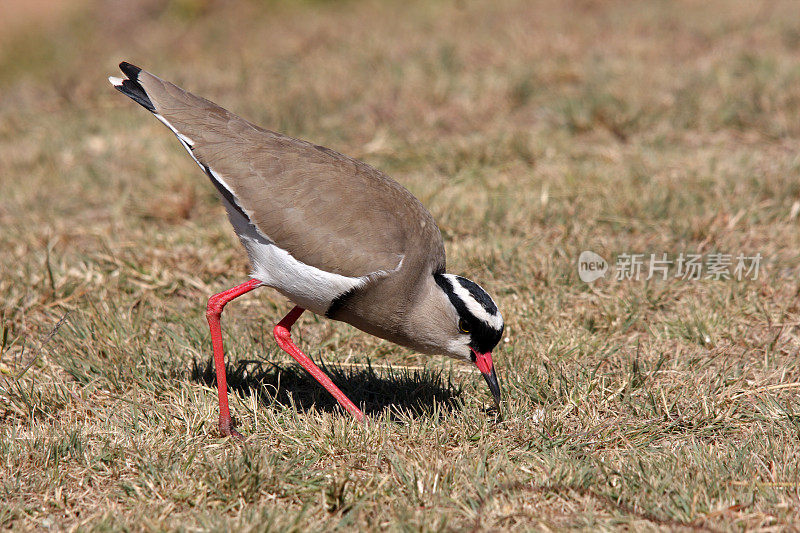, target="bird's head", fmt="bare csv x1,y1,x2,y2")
432,273,504,409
